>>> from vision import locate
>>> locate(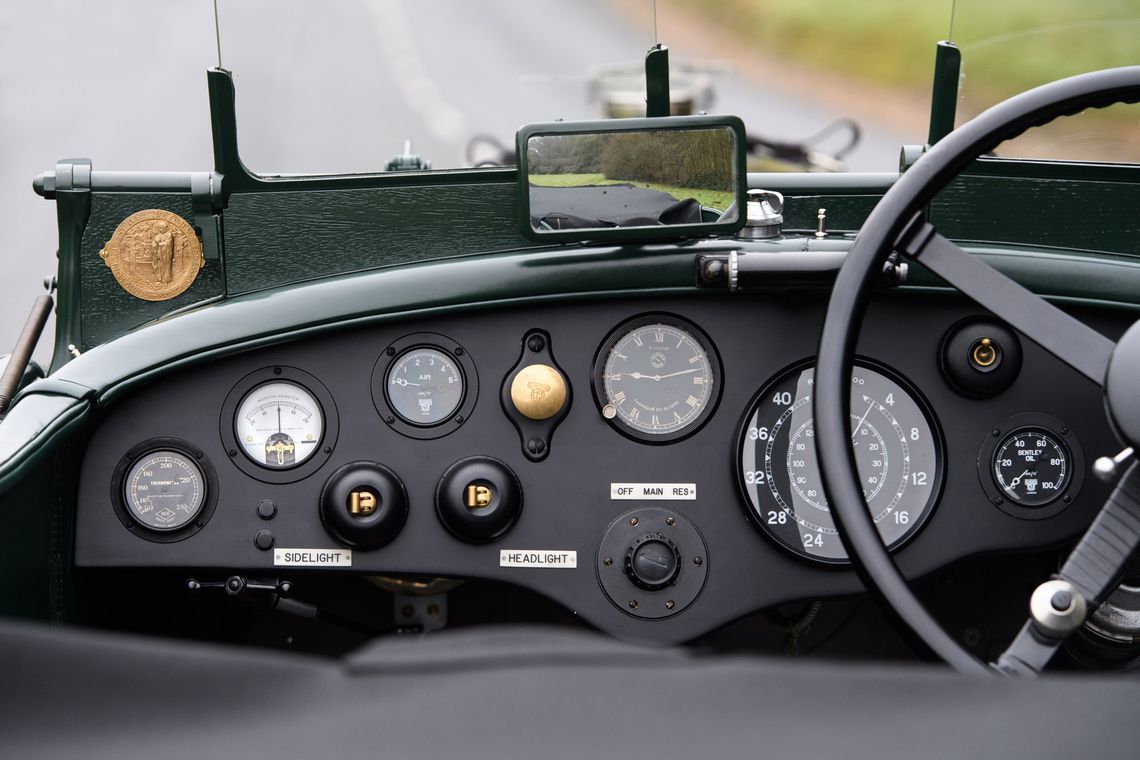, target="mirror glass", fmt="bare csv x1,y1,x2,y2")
525,126,740,235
